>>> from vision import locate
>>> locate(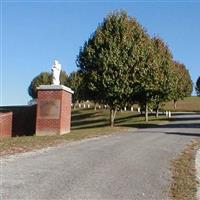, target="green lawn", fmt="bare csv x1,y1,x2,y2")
0,108,169,156
163,96,200,112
